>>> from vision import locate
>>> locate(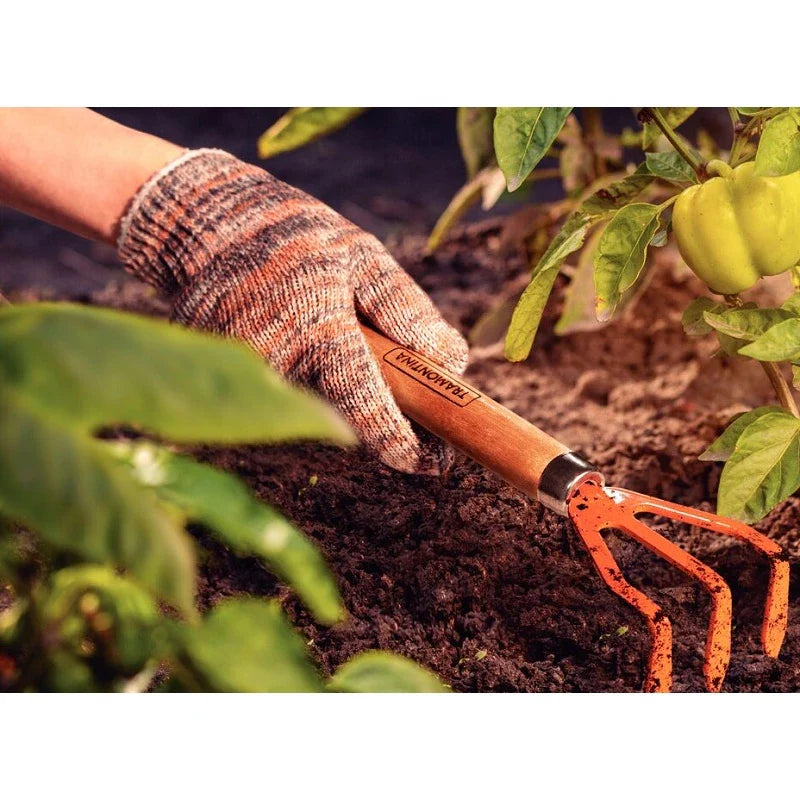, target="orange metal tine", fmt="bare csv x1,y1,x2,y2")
607,486,790,659
568,493,673,692
568,482,732,692
567,482,790,693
